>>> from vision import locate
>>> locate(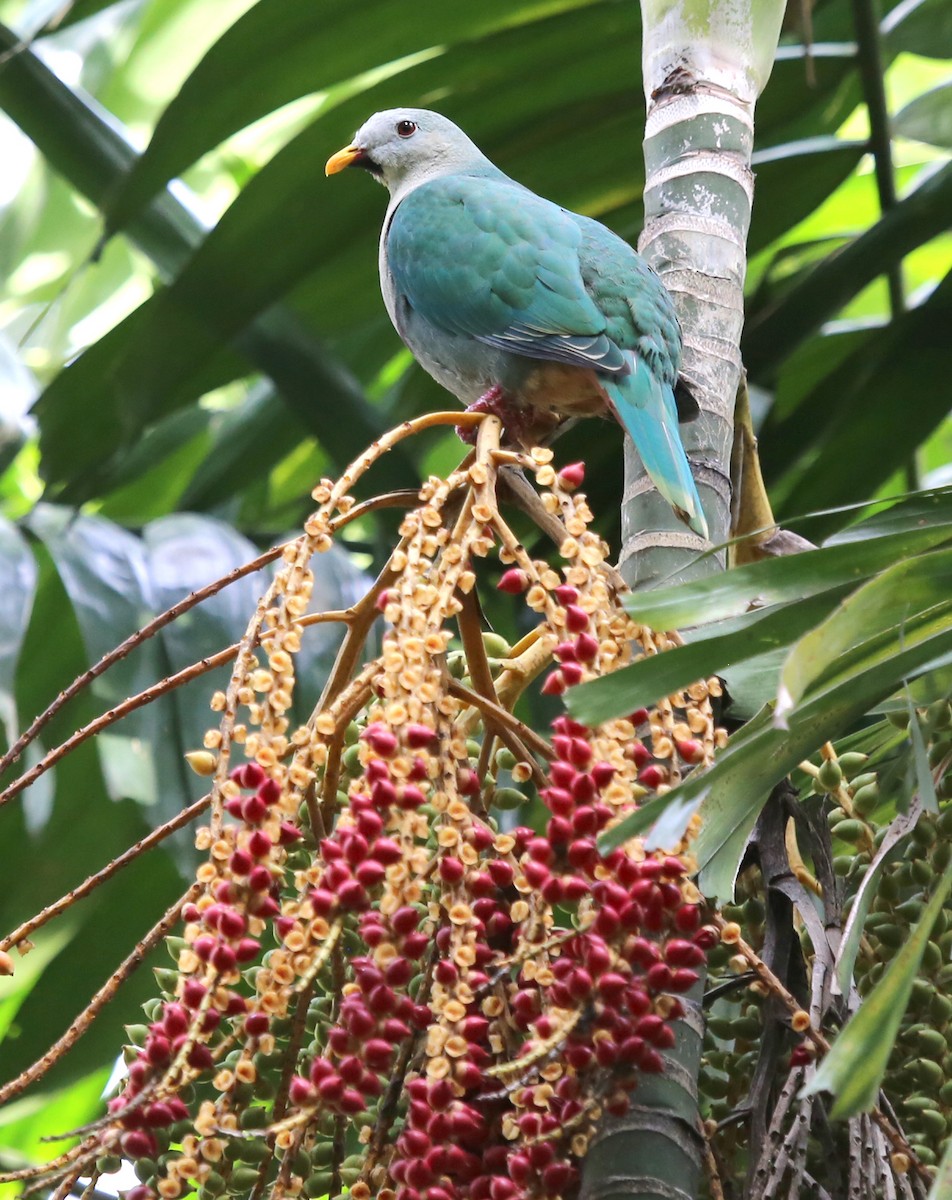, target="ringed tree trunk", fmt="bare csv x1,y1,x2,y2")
620,0,786,591
583,3,786,1200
